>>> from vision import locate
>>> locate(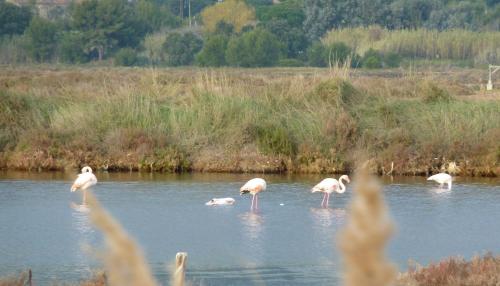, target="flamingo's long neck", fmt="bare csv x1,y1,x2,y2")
339,177,346,193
